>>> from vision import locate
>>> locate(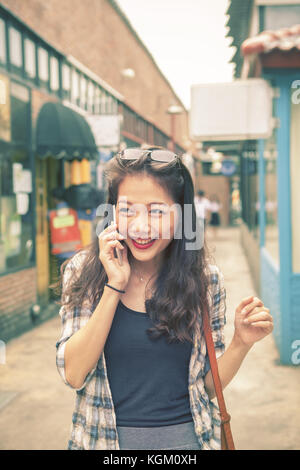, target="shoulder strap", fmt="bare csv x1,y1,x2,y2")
202,304,235,450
